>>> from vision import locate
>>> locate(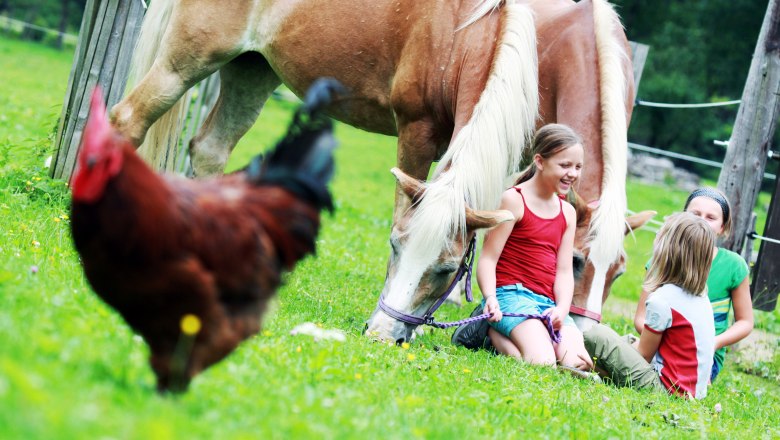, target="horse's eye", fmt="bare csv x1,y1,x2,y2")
434,264,458,276
572,252,586,279
612,270,625,282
